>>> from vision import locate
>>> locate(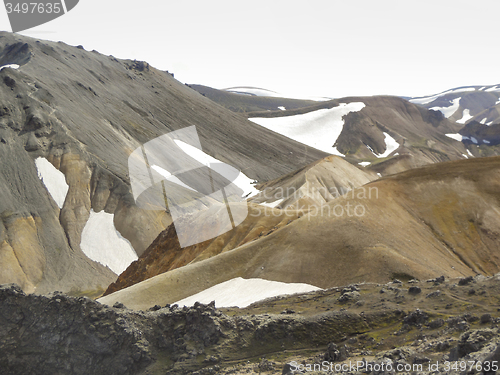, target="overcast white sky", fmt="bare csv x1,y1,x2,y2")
1,0,499,98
